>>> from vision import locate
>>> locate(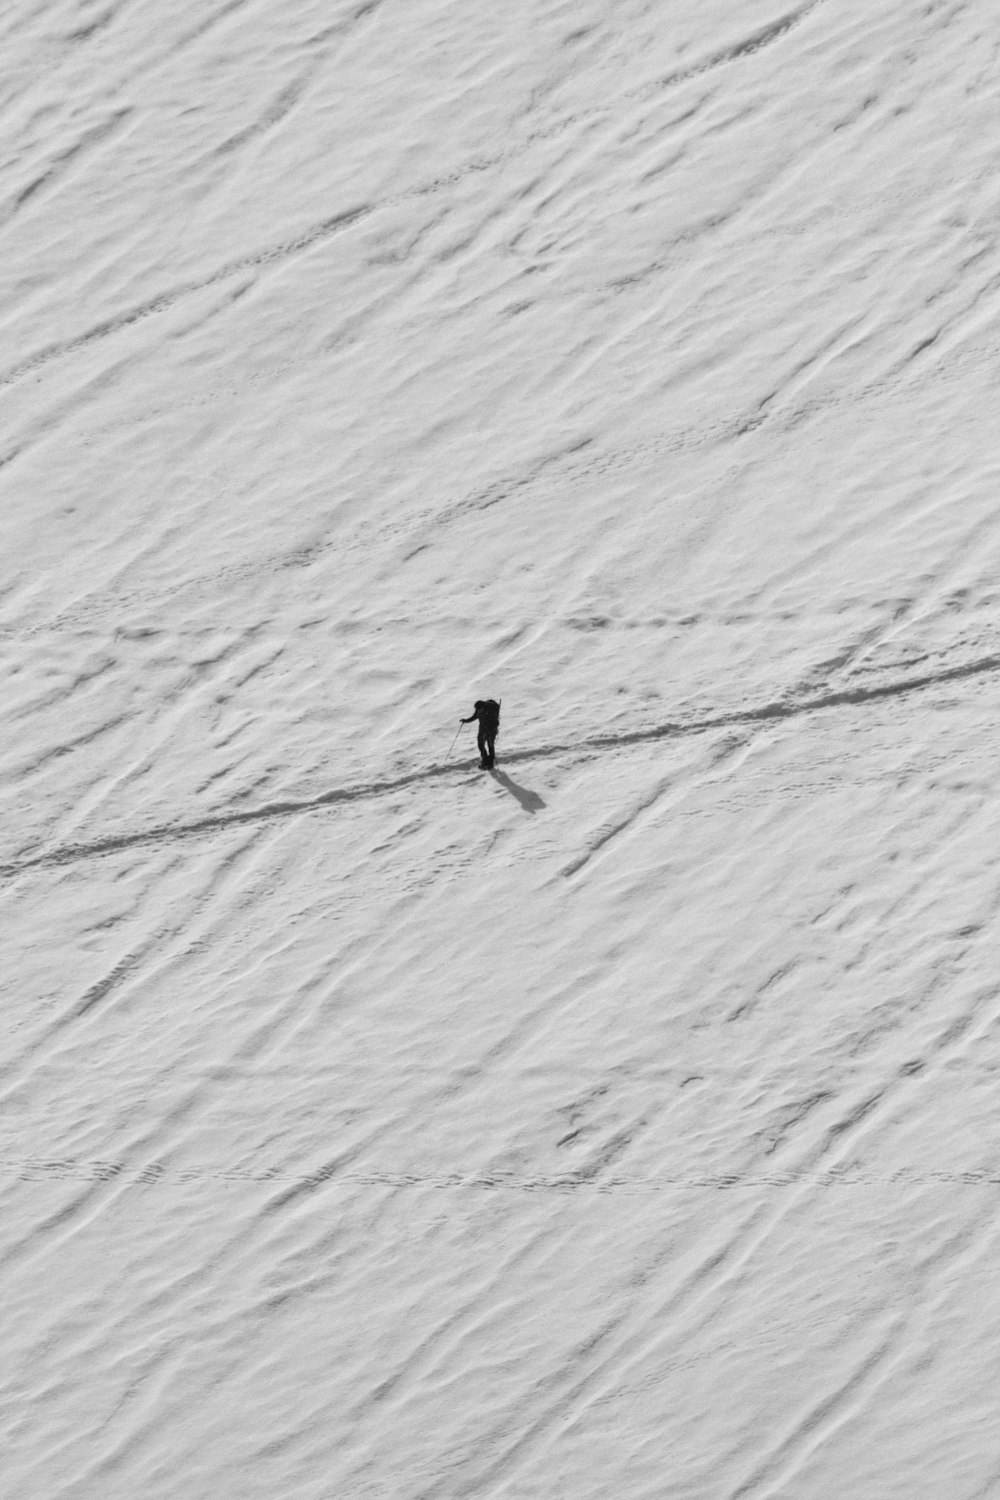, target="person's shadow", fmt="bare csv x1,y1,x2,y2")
490,768,545,813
